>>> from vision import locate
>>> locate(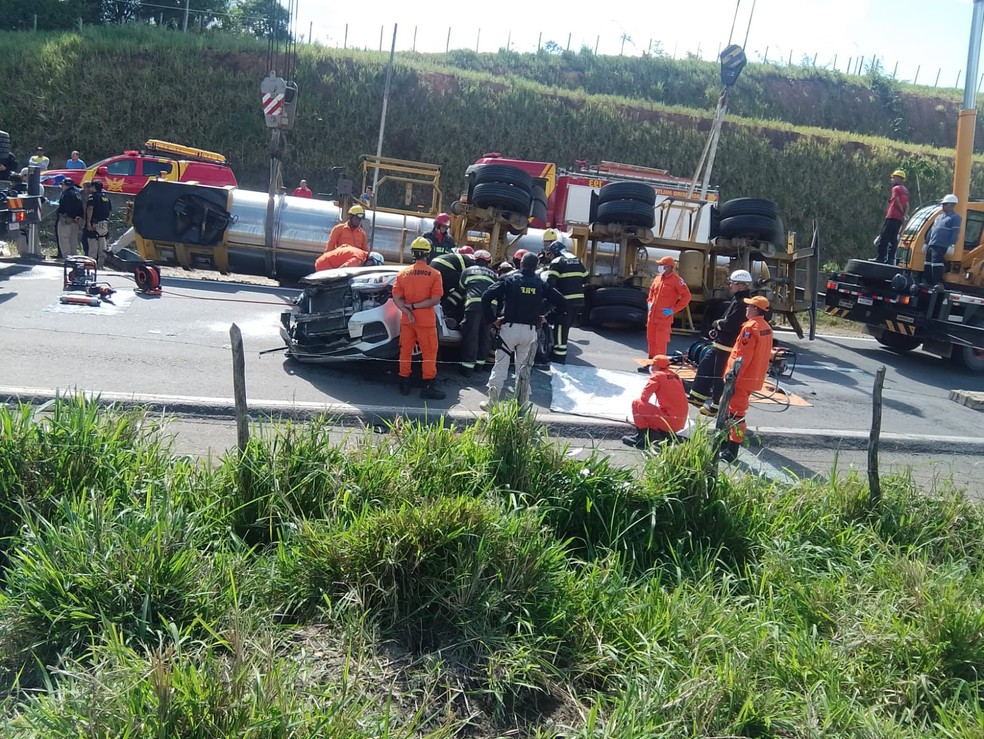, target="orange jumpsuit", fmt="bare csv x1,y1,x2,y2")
724,315,773,441
314,245,366,271
631,367,689,434
325,222,368,253
392,261,444,381
646,271,691,357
